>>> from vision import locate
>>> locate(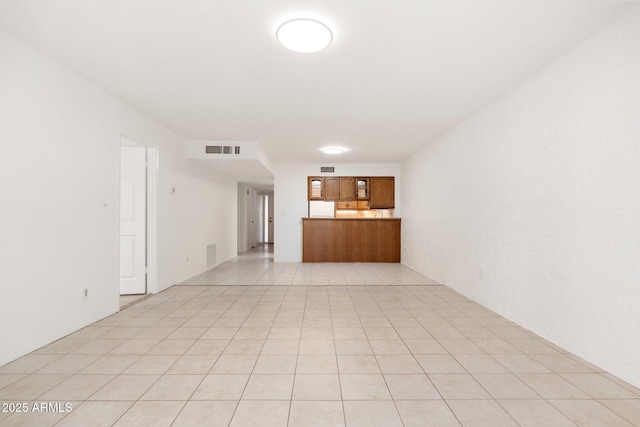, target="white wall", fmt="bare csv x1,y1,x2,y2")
274,163,402,262
401,7,640,388
0,29,237,366
165,154,238,283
